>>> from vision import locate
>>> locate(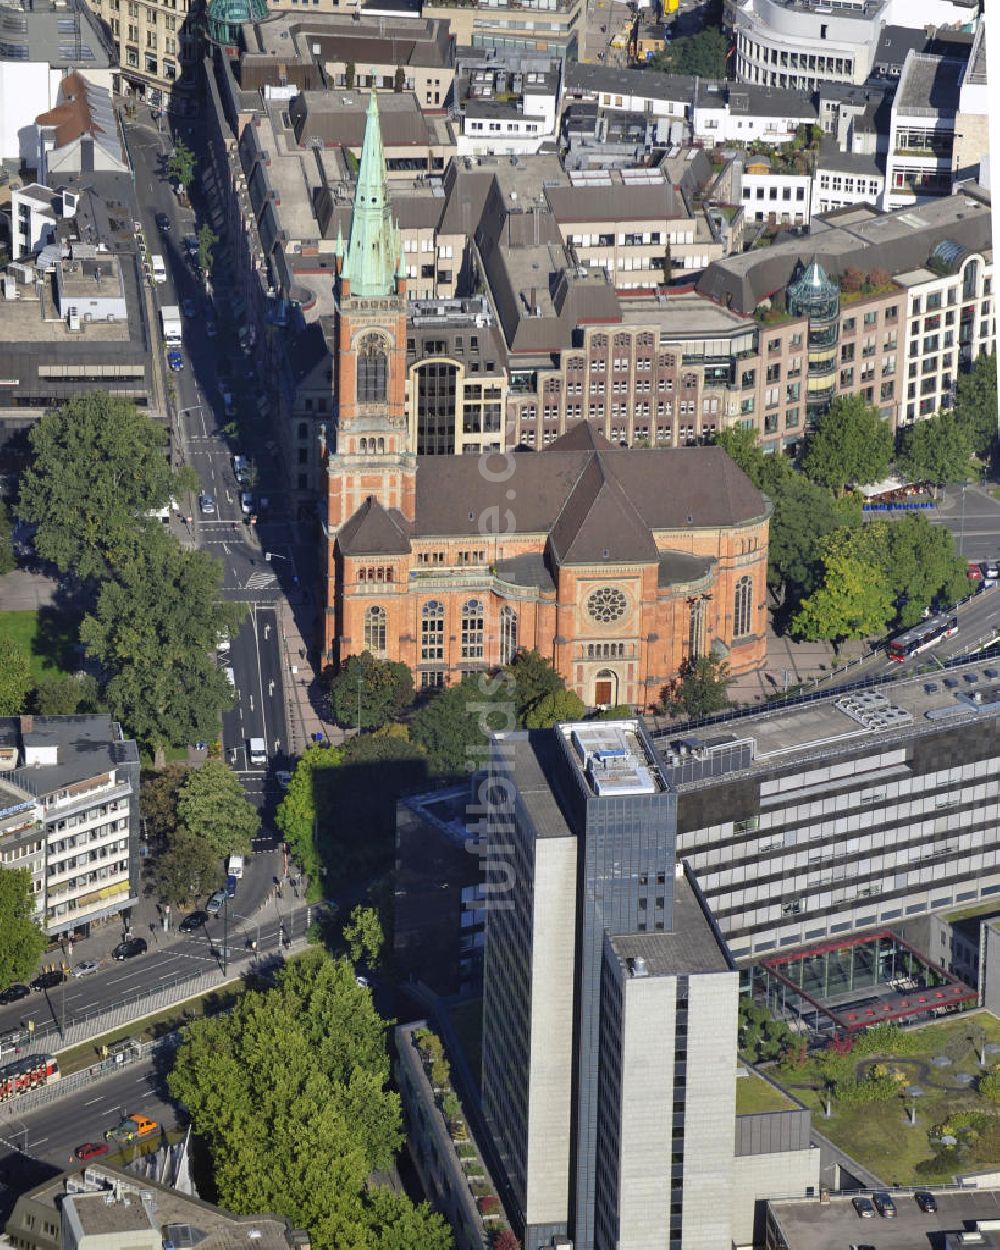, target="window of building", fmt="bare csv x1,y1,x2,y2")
357,333,388,404
421,600,445,661
688,597,705,660
461,599,485,659
734,575,753,638
364,605,386,653
499,606,518,666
